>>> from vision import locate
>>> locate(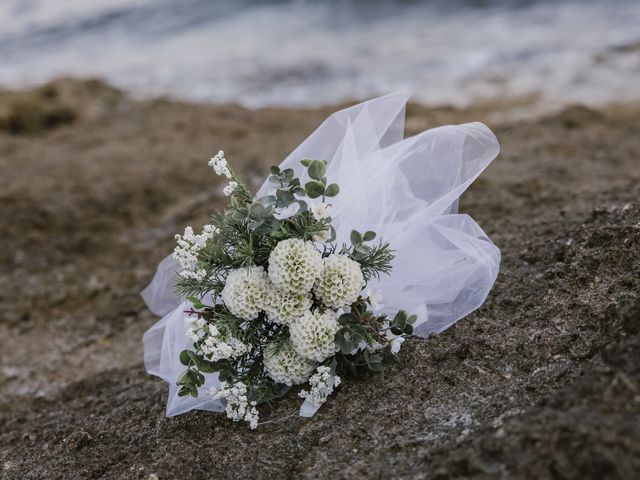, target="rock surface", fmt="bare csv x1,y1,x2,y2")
0,81,639,479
